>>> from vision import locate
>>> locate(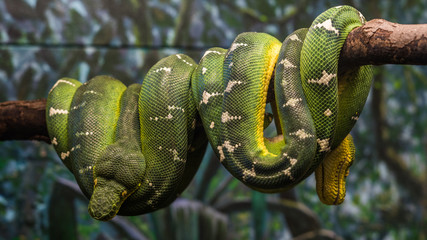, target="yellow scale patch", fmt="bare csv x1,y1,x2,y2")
315,134,355,205
255,41,282,158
